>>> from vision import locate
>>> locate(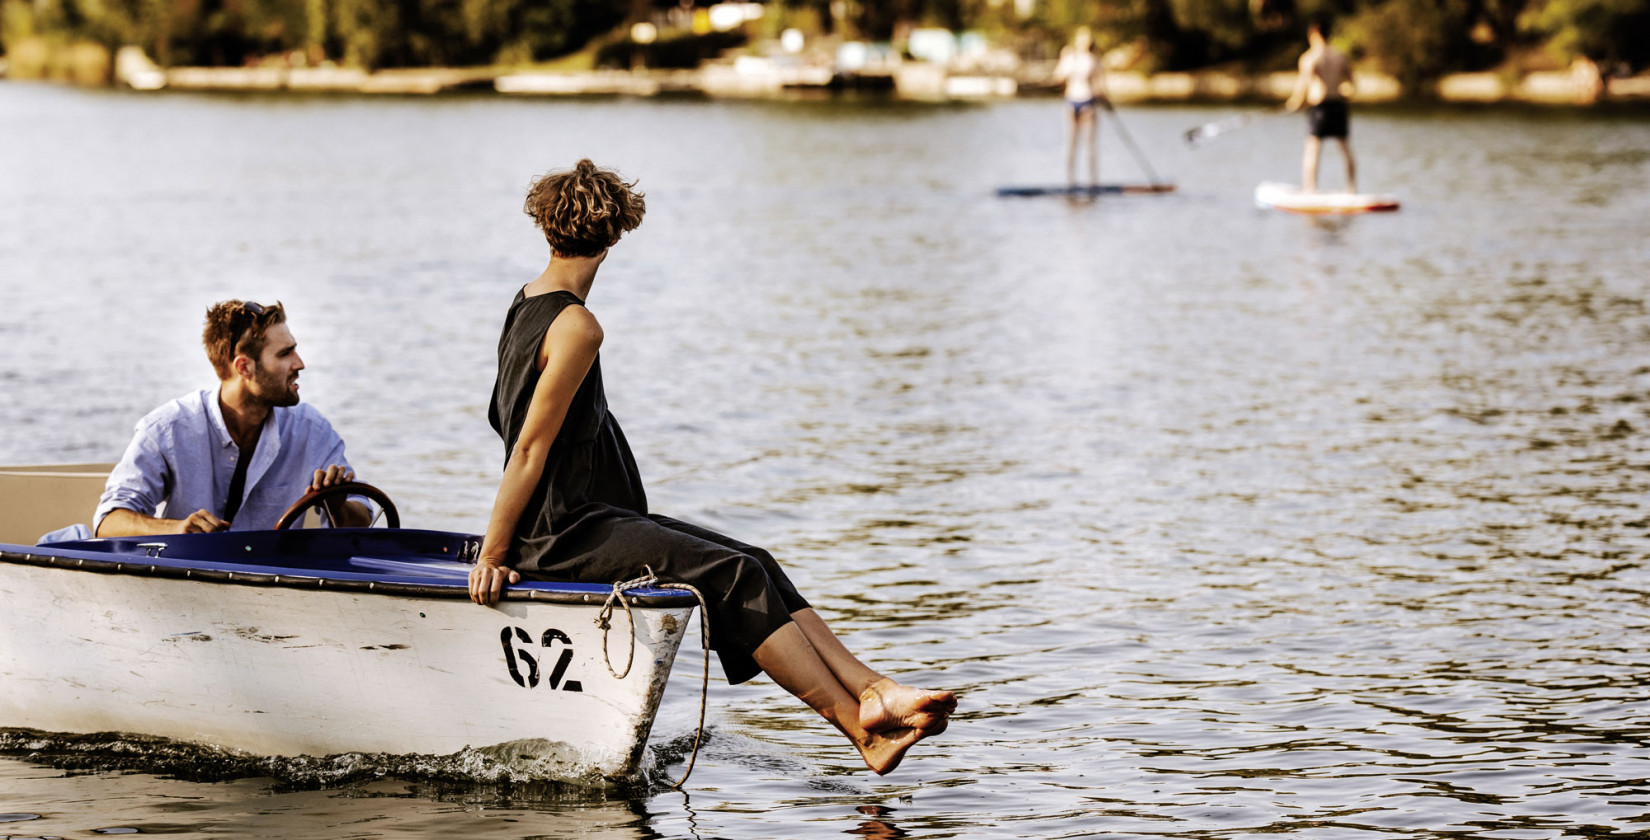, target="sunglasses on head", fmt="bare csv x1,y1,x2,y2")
231,300,271,358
